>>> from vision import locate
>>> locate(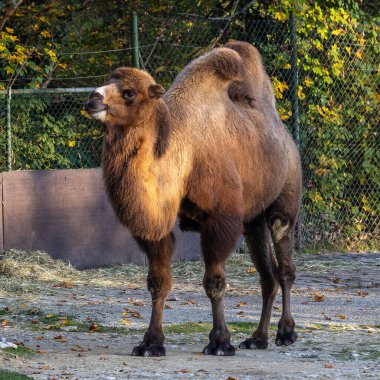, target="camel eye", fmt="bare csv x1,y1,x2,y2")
123,89,136,101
